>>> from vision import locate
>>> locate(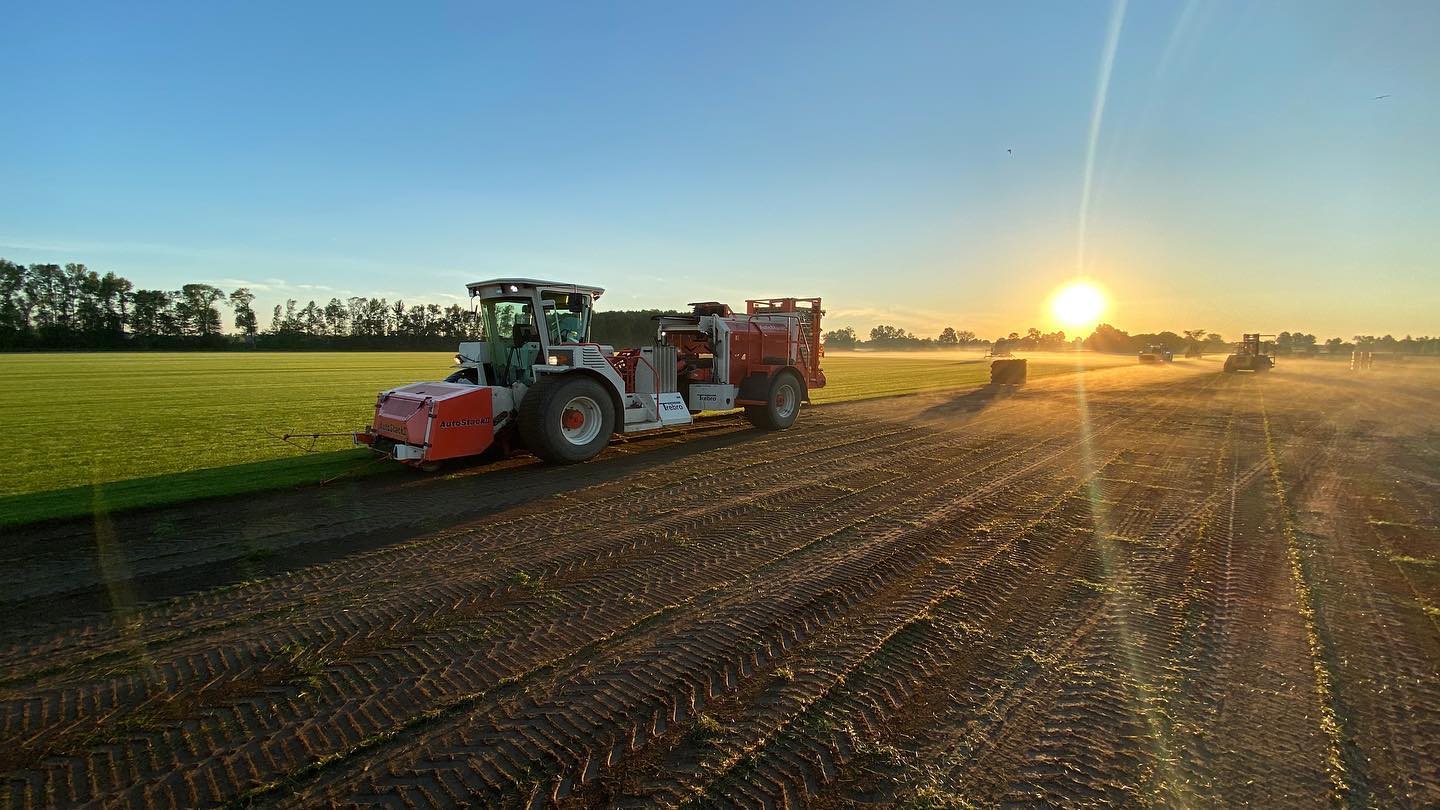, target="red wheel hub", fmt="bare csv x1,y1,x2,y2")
562,408,585,430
